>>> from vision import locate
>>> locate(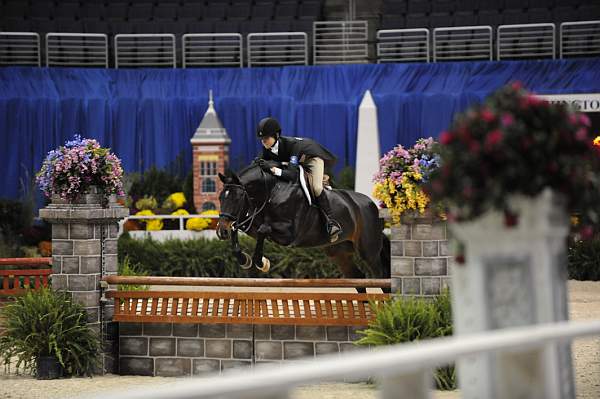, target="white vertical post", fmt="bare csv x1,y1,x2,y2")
355,89,381,204
380,369,433,399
